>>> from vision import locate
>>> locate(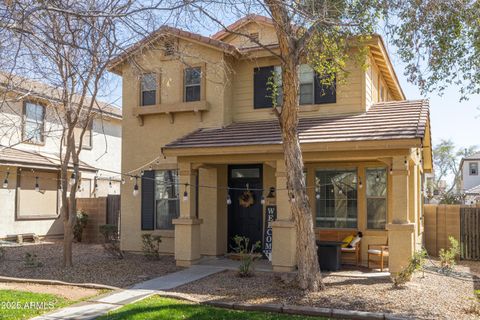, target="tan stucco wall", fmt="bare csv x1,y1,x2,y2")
0,165,64,238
